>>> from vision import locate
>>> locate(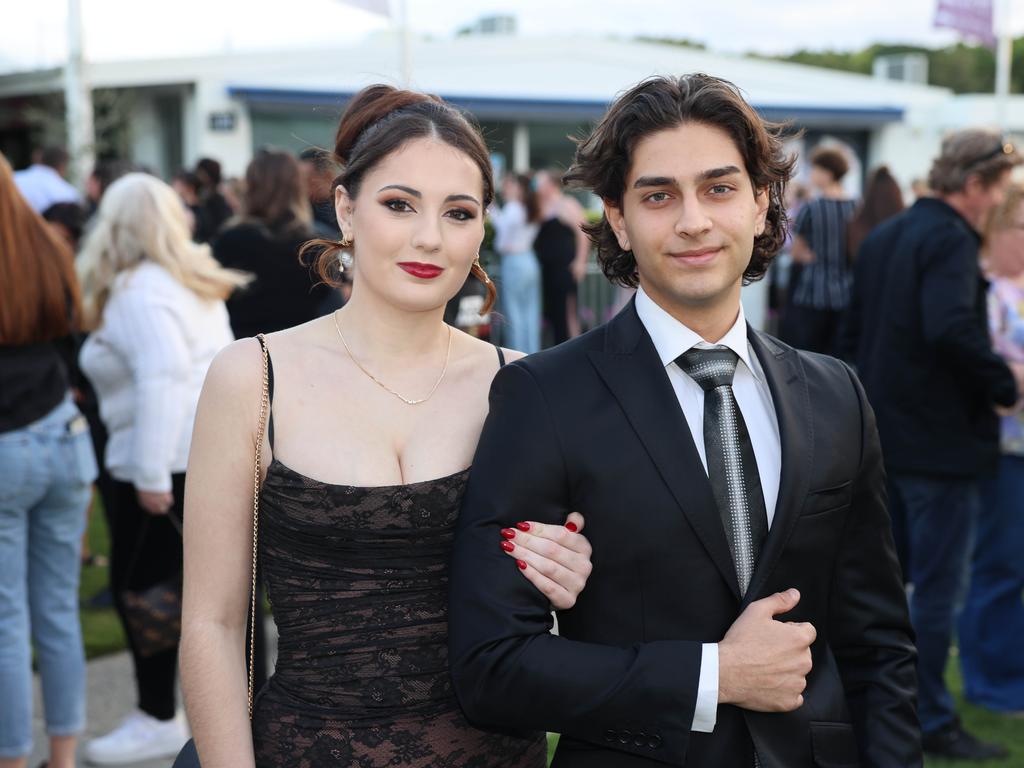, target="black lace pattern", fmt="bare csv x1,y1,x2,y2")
251,459,545,767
